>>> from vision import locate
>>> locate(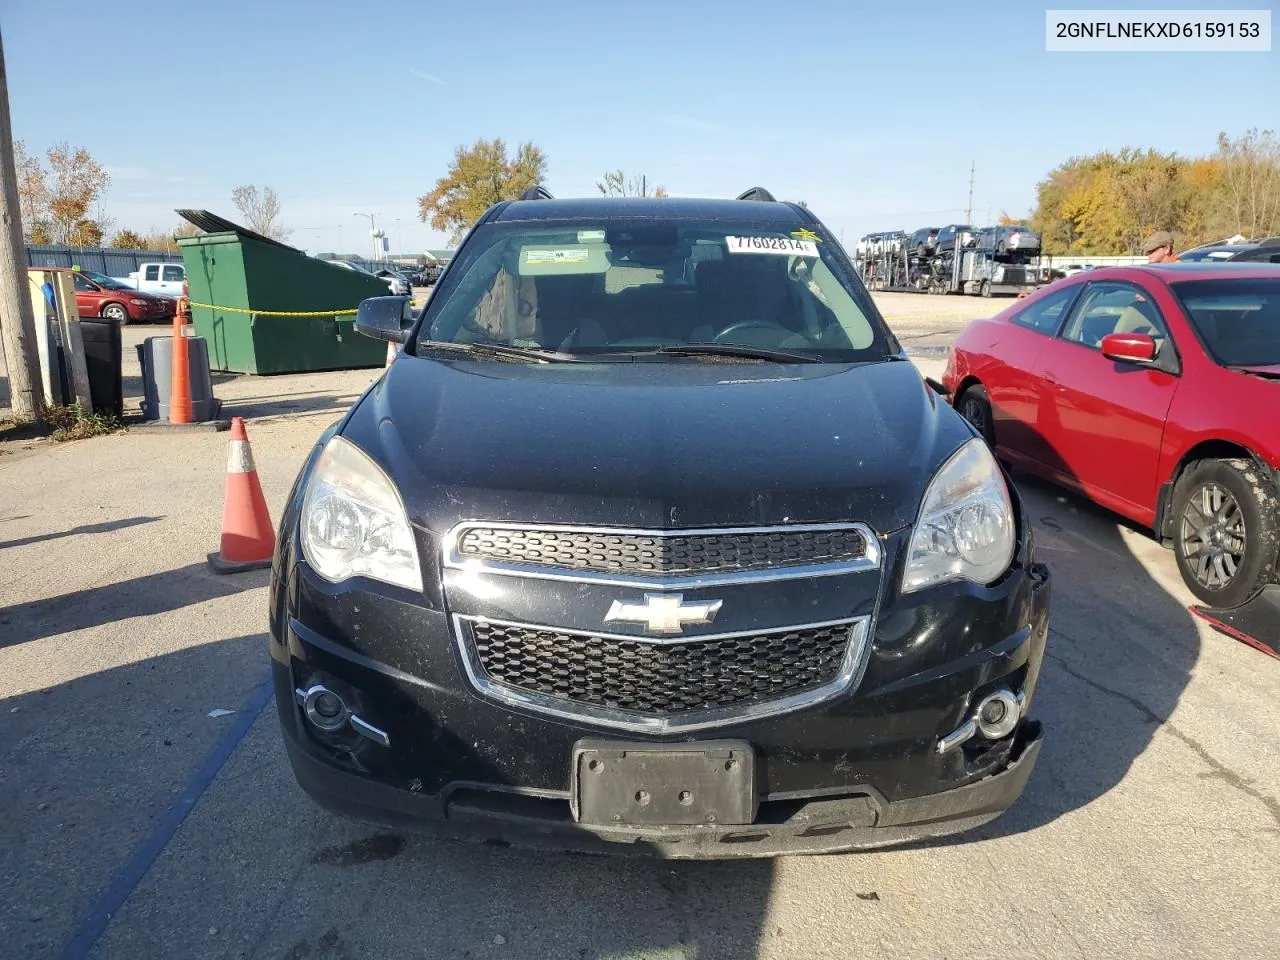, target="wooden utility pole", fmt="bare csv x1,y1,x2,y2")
0,29,42,423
